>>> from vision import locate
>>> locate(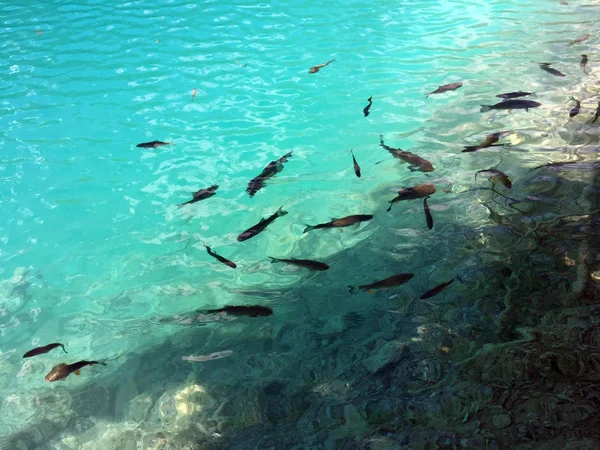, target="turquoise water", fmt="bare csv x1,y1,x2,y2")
1,0,599,448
